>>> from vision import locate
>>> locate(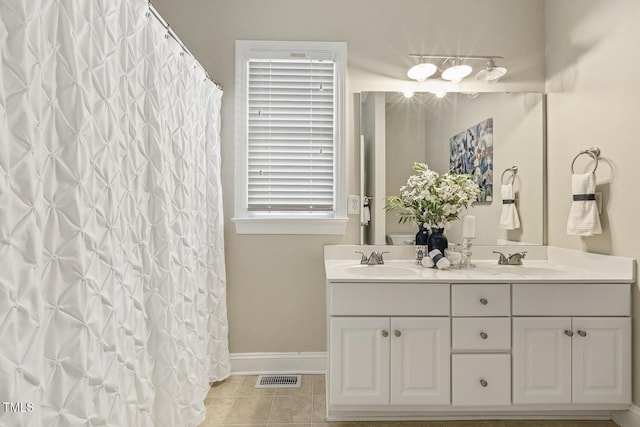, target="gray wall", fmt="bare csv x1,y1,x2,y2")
384,96,428,238
152,0,545,353
423,93,544,245
544,0,640,405
362,92,387,245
